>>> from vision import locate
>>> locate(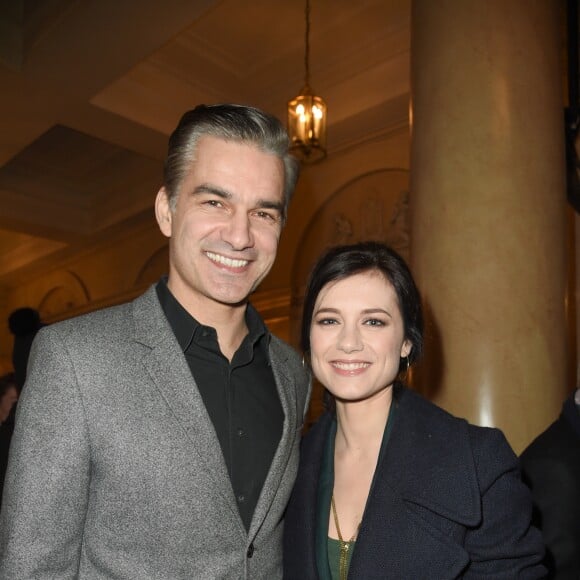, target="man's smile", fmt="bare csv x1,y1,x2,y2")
205,251,250,269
